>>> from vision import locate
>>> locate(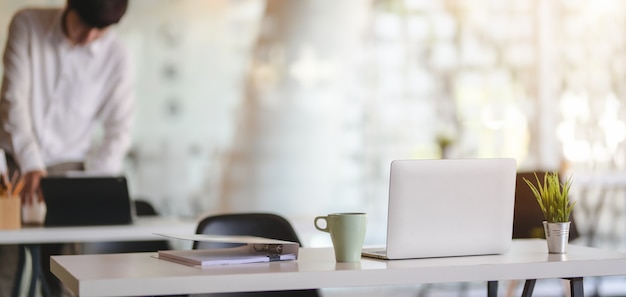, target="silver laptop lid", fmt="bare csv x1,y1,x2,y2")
385,158,516,259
